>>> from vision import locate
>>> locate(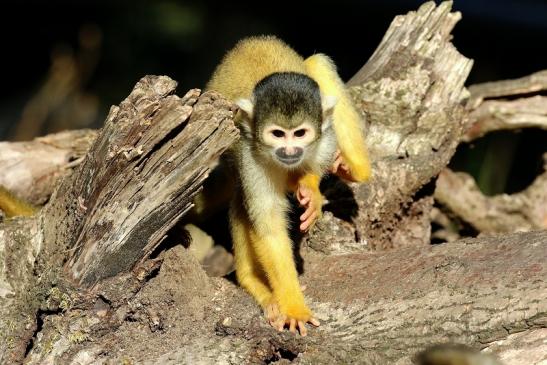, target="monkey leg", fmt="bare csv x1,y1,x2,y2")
249,213,320,335
294,173,323,232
